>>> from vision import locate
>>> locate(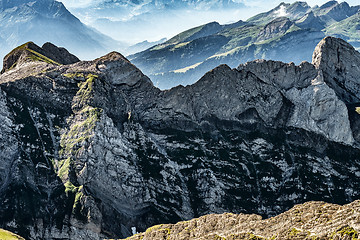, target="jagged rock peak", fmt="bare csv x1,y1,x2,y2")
295,11,325,30
312,36,359,67
319,0,338,9
312,36,360,104
41,42,80,65
1,36,360,240
124,200,360,240
96,51,129,63
94,51,153,86
1,41,79,74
